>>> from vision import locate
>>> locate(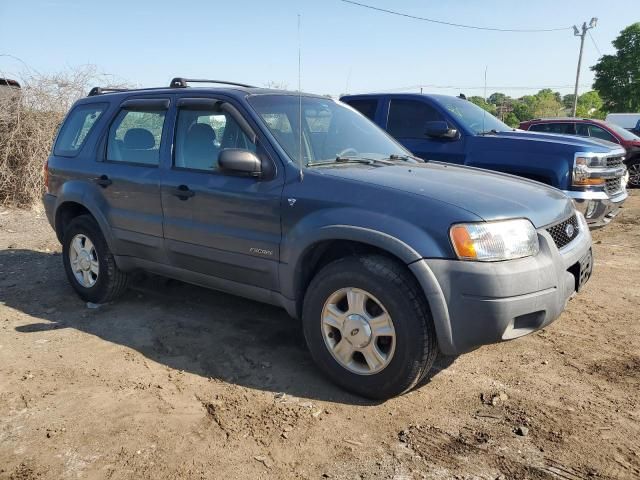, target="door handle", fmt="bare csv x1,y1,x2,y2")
172,185,195,200
93,175,112,188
